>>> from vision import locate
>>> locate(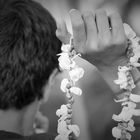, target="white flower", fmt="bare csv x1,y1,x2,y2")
131,38,140,49
69,67,84,82
60,79,70,93
112,23,140,140
122,101,136,109
114,66,129,89
114,66,135,90
124,23,136,39
119,66,130,72
112,102,140,122
126,131,132,140
112,127,132,140
68,125,80,137
126,119,136,132
114,97,128,103
70,87,82,96
128,78,136,89
56,105,68,117
130,56,140,67
60,79,82,96
61,44,72,53
130,94,140,103
57,121,71,136
114,119,135,132
127,34,140,67
112,127,122,139
58,53,76,70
